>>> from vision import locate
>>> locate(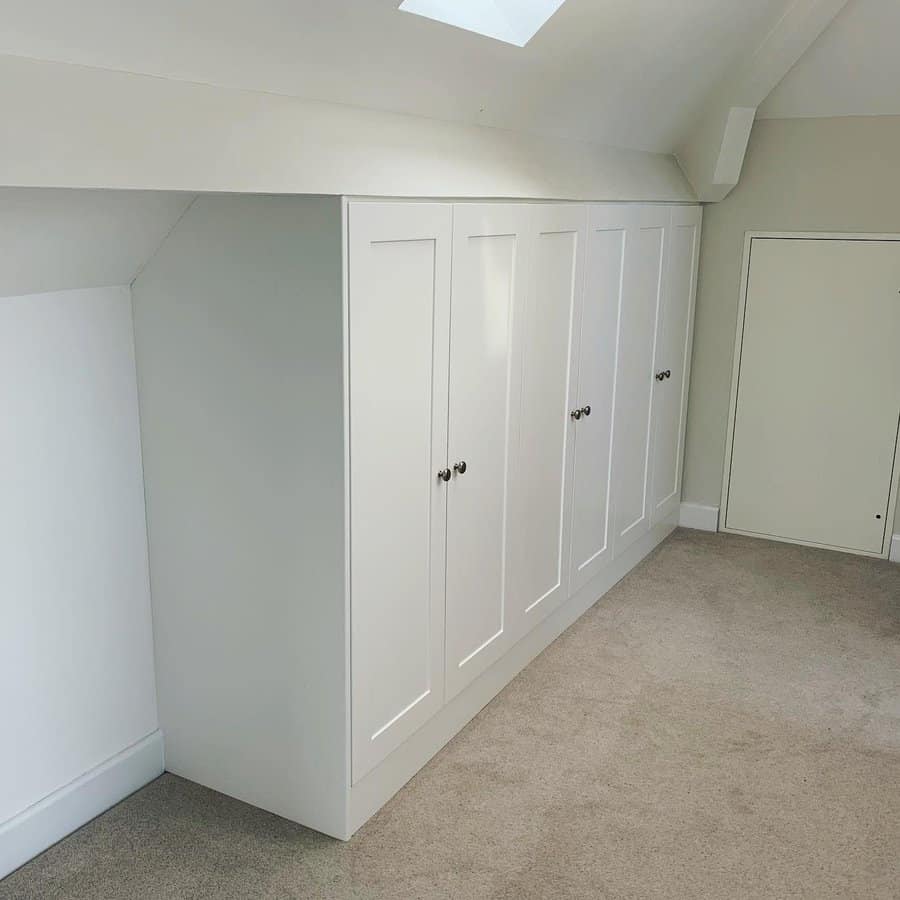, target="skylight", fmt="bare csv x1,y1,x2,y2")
398,0,567,47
